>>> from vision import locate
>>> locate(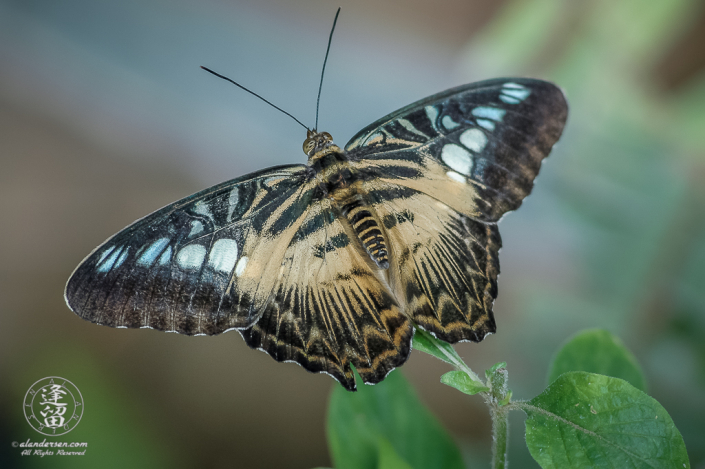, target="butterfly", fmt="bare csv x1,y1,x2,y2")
65,76,567,391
